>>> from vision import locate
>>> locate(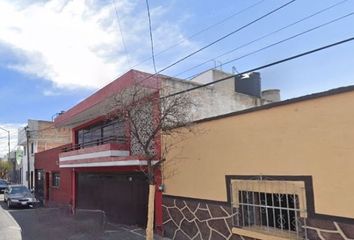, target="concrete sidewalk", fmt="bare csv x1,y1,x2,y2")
0,206,22,240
